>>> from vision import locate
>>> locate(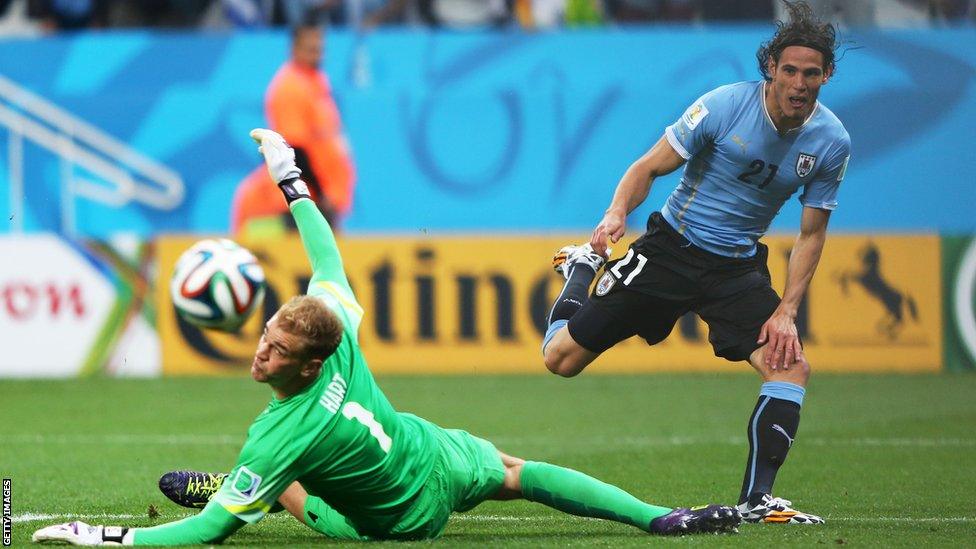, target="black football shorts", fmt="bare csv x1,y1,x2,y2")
567,213,781,362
